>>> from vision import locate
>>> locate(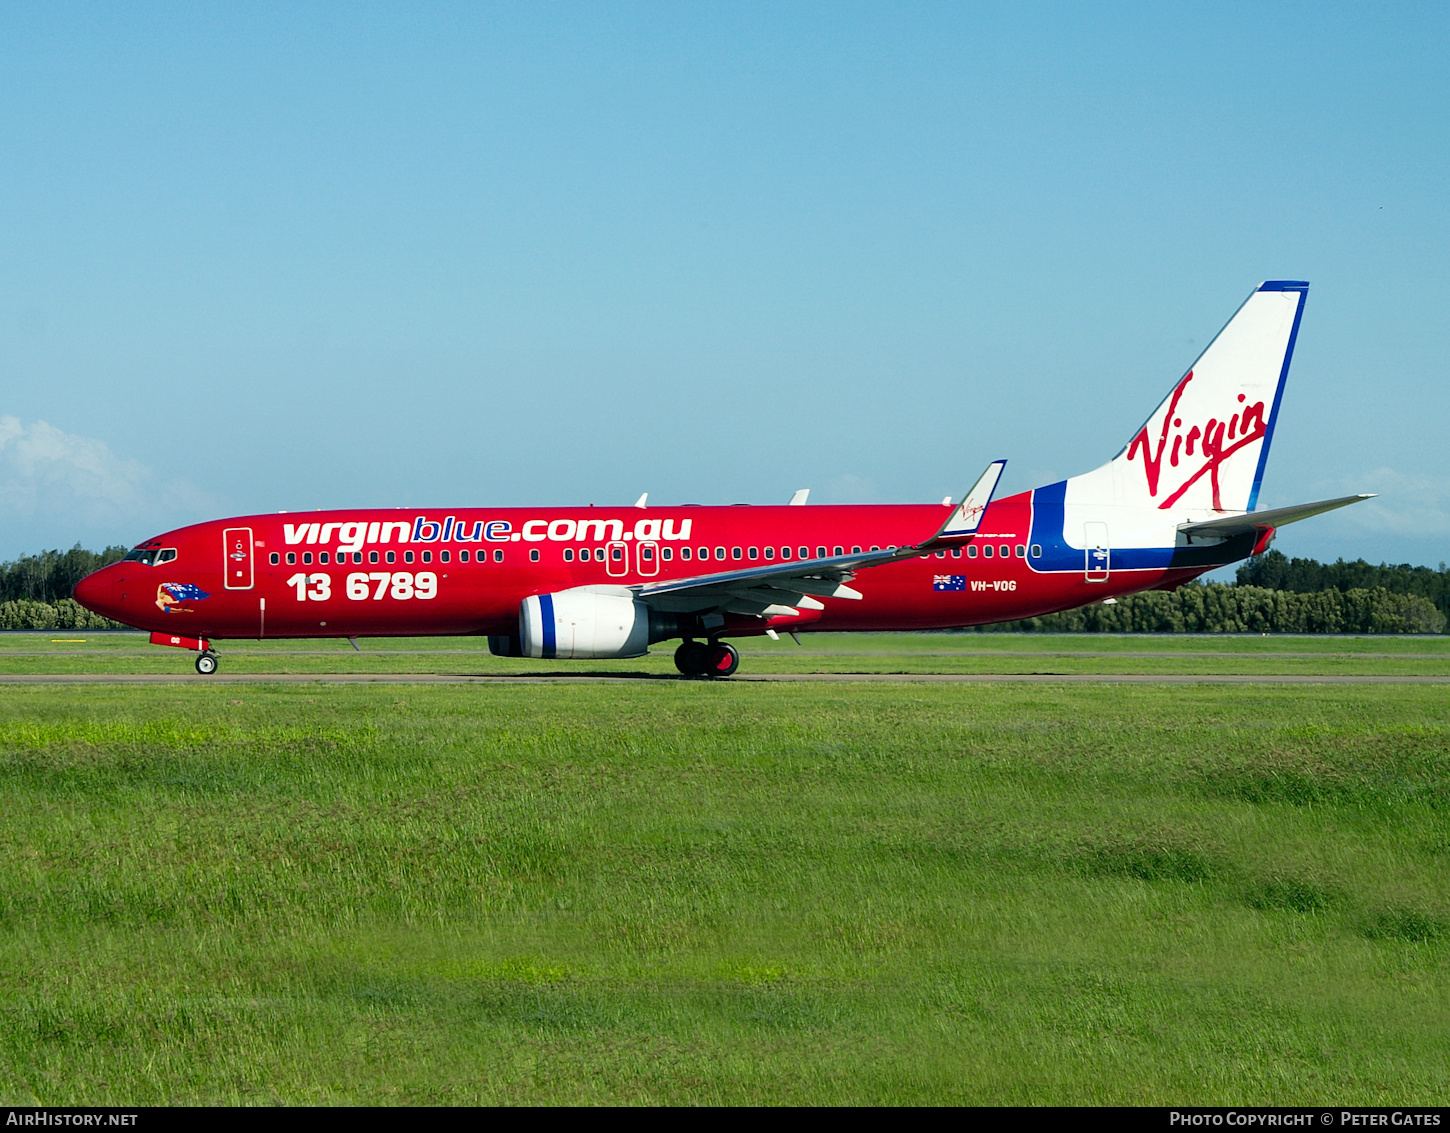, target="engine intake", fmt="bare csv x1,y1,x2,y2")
520,585,676,659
